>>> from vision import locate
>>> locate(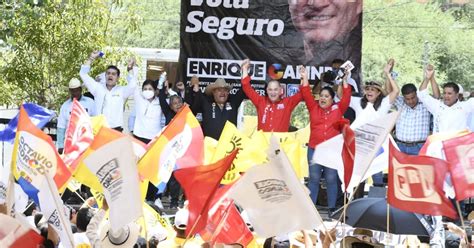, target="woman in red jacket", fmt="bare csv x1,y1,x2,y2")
300,66,351,214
